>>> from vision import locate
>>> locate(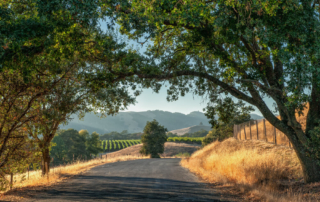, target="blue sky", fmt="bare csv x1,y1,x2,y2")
99,20,269,116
